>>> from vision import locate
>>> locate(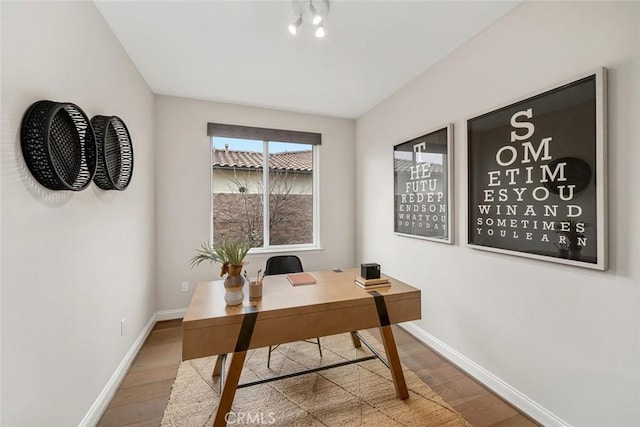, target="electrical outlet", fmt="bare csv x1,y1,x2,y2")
181,281,189,292
121,318,126,336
